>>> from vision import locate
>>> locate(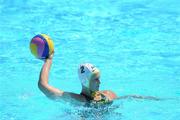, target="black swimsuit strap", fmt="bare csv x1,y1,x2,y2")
80,92,92,101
